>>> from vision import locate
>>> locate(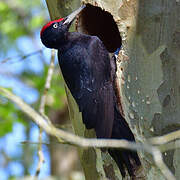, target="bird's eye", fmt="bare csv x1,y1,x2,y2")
53,23,58,28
